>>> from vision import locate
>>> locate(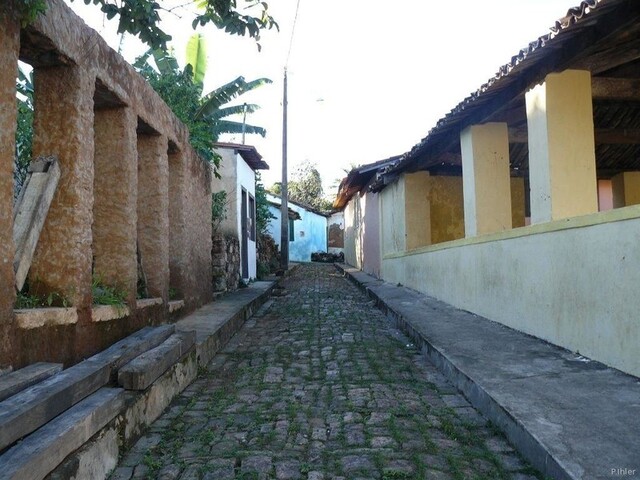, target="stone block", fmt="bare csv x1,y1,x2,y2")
118,331,196,390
